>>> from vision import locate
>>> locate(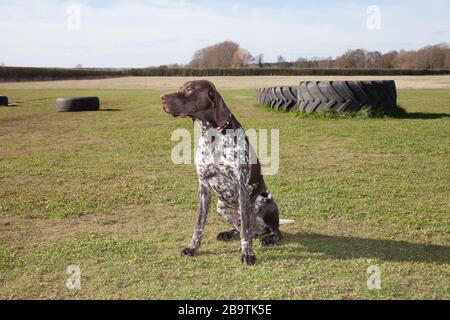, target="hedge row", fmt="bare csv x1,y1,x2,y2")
0,66,124,82
1,66,450,82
